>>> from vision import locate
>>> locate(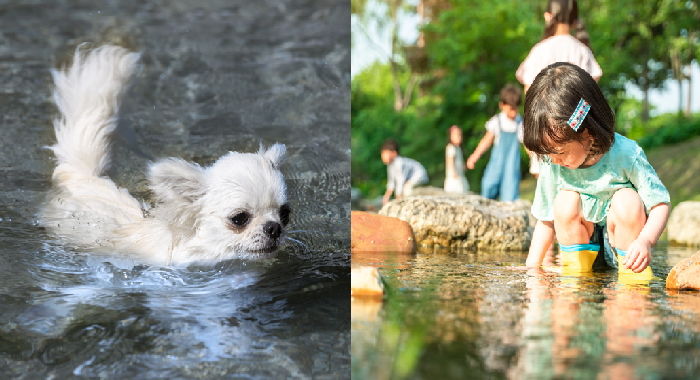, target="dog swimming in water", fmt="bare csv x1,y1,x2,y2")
41,45,290,265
